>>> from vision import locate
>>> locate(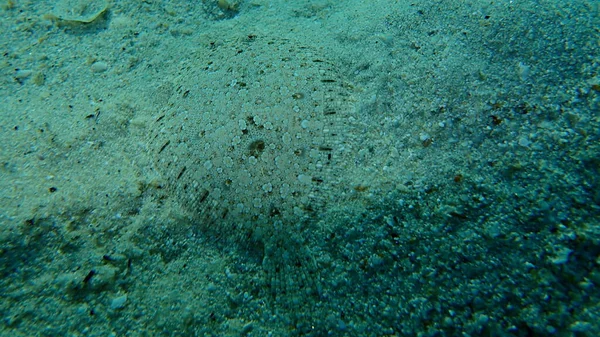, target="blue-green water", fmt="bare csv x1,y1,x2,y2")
1,0,598,336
